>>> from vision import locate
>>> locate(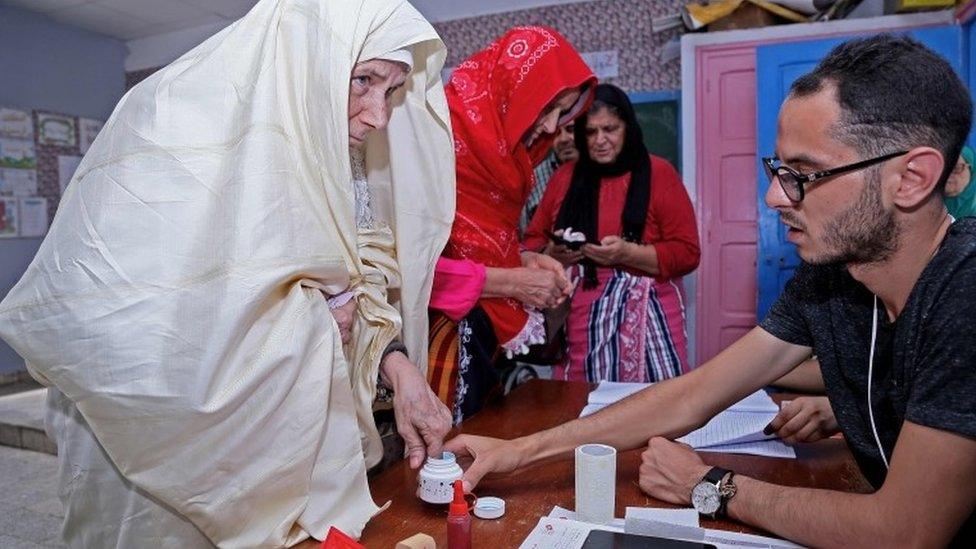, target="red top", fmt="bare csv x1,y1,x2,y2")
523,155,700,281
440,26,596,344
